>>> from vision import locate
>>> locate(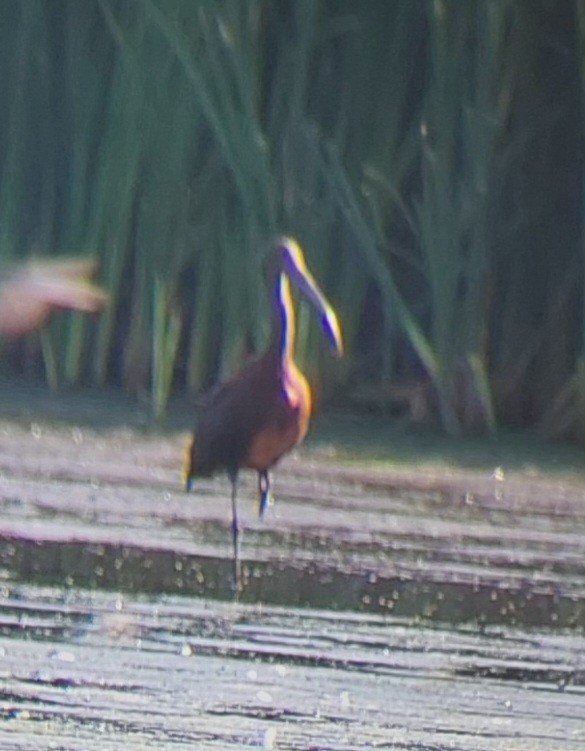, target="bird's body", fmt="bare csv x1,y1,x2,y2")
183,238,342,591
187,274,312,481
193,351,310,478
